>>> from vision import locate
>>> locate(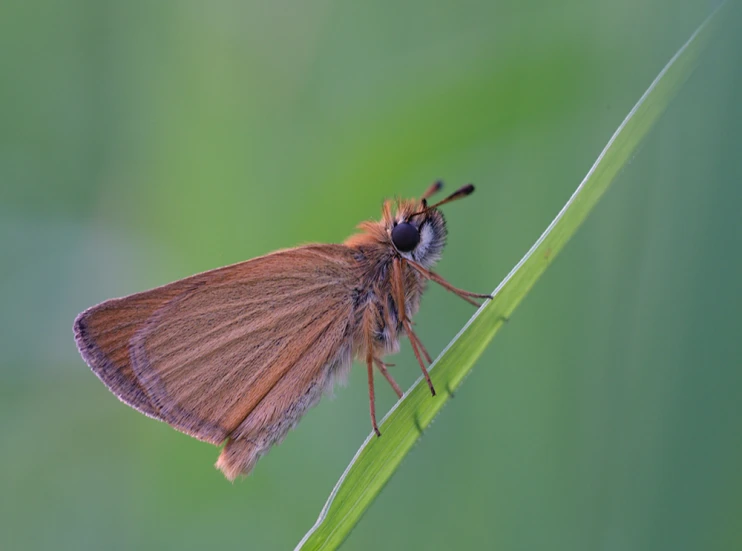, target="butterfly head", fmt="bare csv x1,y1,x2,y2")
387,182,474,268
384,200,445,269
346,182,475,269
